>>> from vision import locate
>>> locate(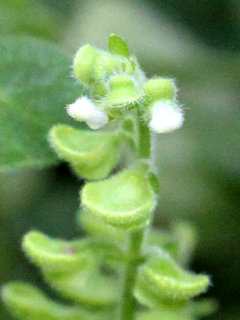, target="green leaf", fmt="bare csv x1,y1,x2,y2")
47,272,118,309
0,36,81,171
23,231,96,274
1,282,99,320
108,34,130,58
49,125,121,180
0,0,58,40
134,254,210,310
81,164,155,230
